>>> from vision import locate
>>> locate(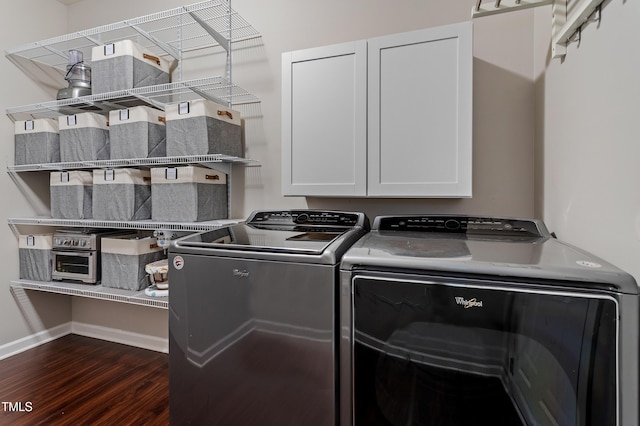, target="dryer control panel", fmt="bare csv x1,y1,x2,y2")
375,215,548,238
